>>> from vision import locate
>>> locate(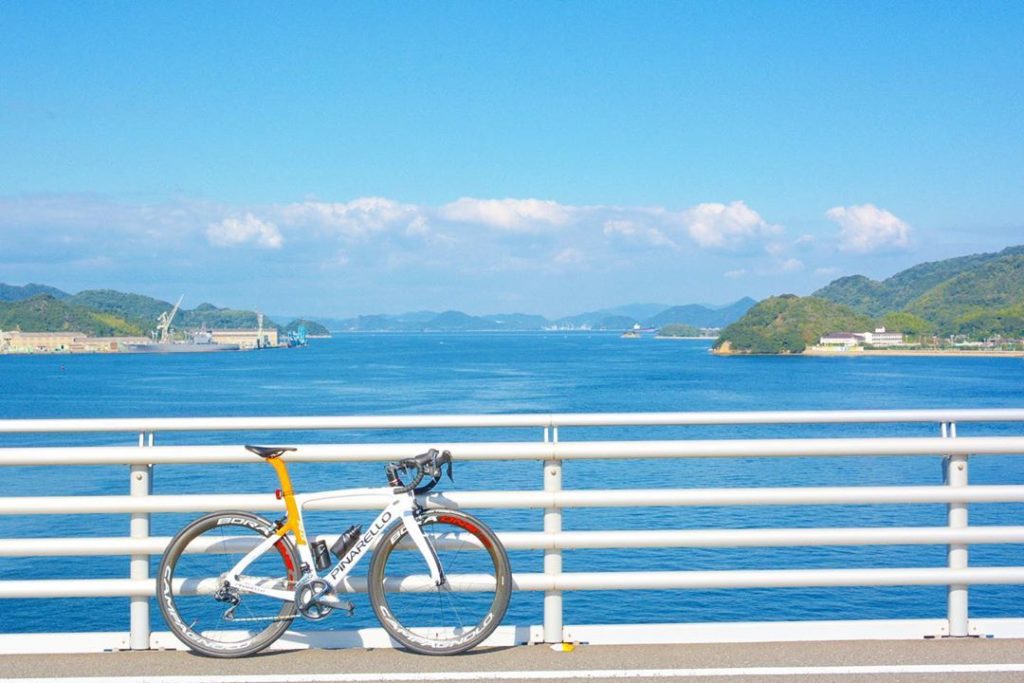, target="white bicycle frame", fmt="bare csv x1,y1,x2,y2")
225,485,444,603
